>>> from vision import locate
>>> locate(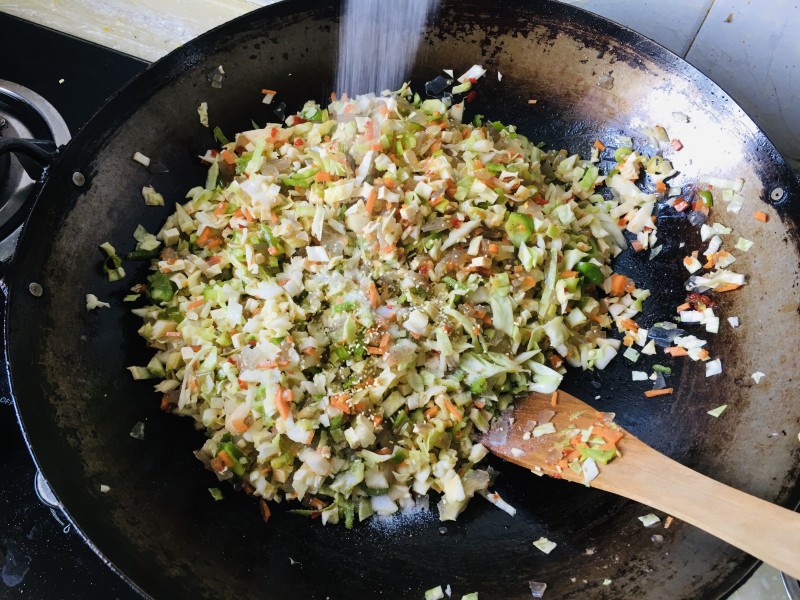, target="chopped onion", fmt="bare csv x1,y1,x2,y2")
727,316,740,327
482,490,517,516
529,581,547,598
582,457,599,482
132,151,151,167
638,513,661,527
751,371,766,384
533,537,557,554
86,293,110,310
705,358,722,377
